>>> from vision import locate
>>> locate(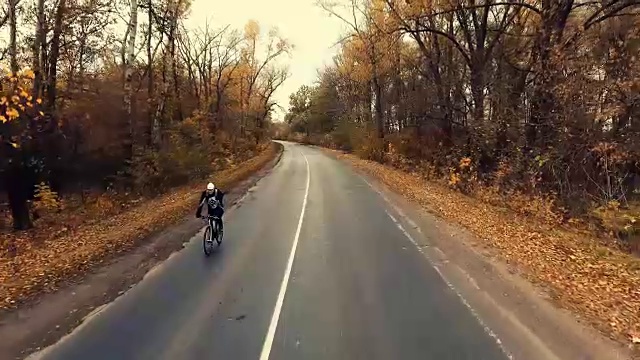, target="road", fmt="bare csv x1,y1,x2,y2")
30,142,508,360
